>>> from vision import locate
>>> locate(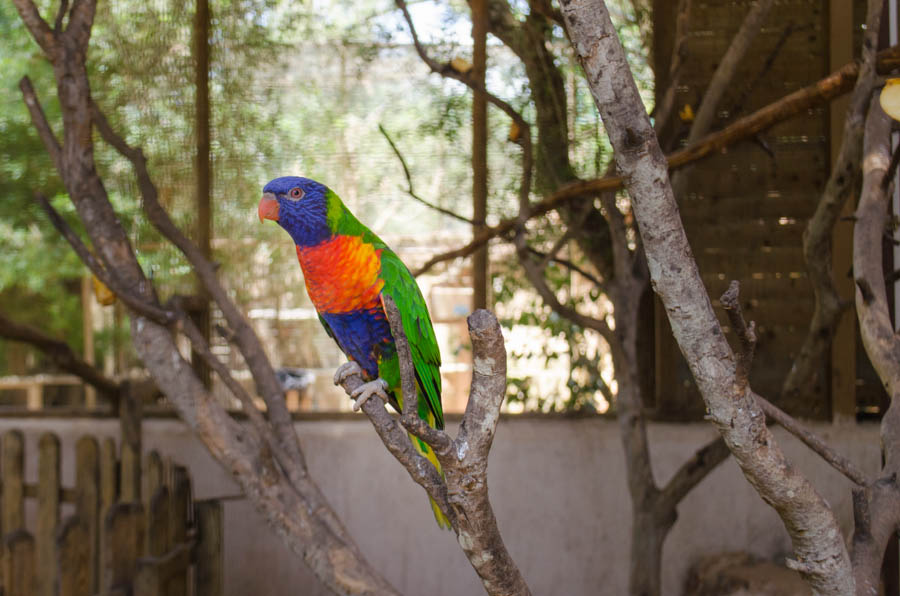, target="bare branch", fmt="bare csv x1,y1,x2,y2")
32,191,175,326
783,0,883,400
562,2,854,592
10,0,56,57
53,0,69,33
414,45,900,276
18,77,62,174
855,97,900,467
0,310,119,397
660,435,731,510
719,281,757,387
382,295,455,452
526,245,603,287
653,0,692,137
332,360,453,520
755,394,869,487
686,0,774,144
378,124,474,225
513,233,618,352
89,101,305,471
